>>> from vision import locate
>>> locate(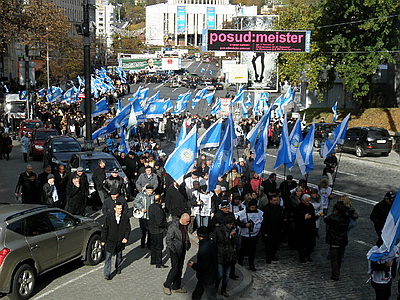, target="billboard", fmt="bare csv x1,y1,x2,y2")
177,6,186,33
206,29,310,52
219,98,231,117
227,64,248,84
120,57,162,71
162,57,182,70
207,7,216,29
